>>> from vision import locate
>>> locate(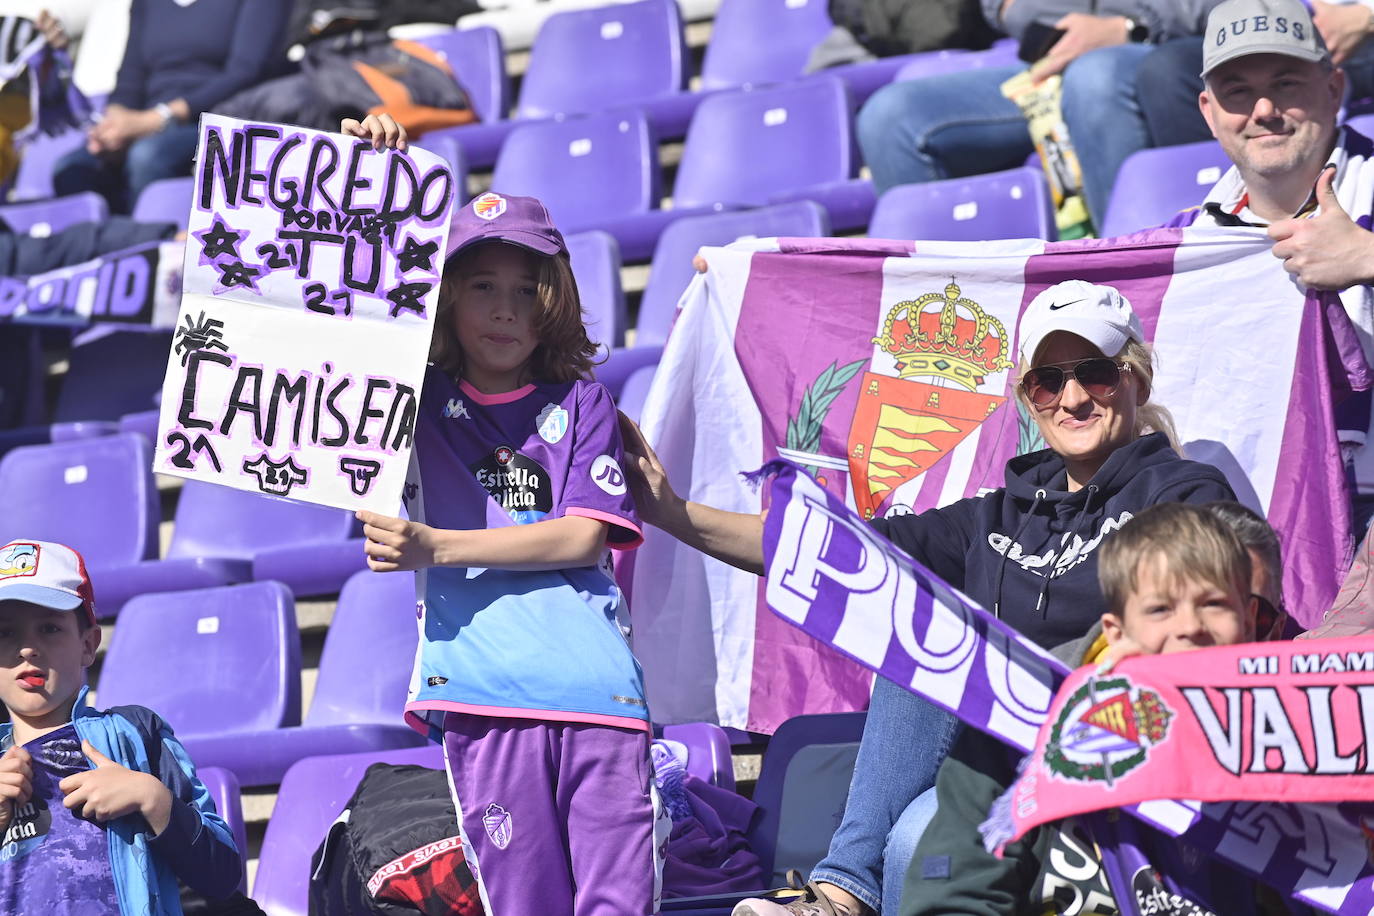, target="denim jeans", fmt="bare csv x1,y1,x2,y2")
53,121,200,214
856,44,1155,229
810,676,961,913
